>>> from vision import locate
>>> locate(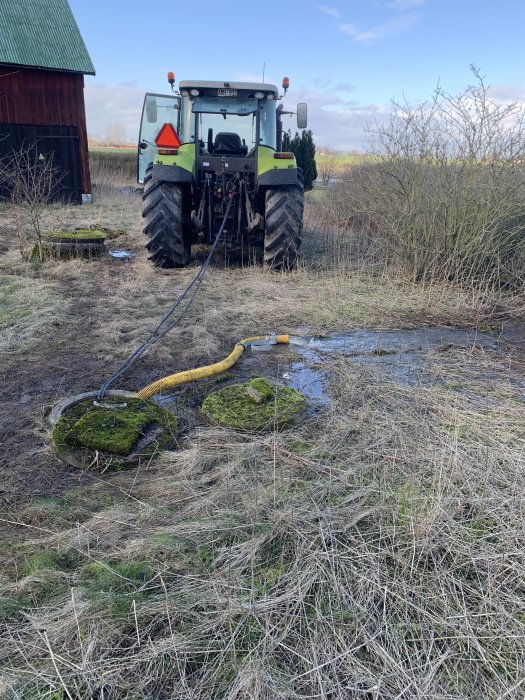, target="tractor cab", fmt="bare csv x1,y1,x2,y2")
179,82,278,159
138,80,306,183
